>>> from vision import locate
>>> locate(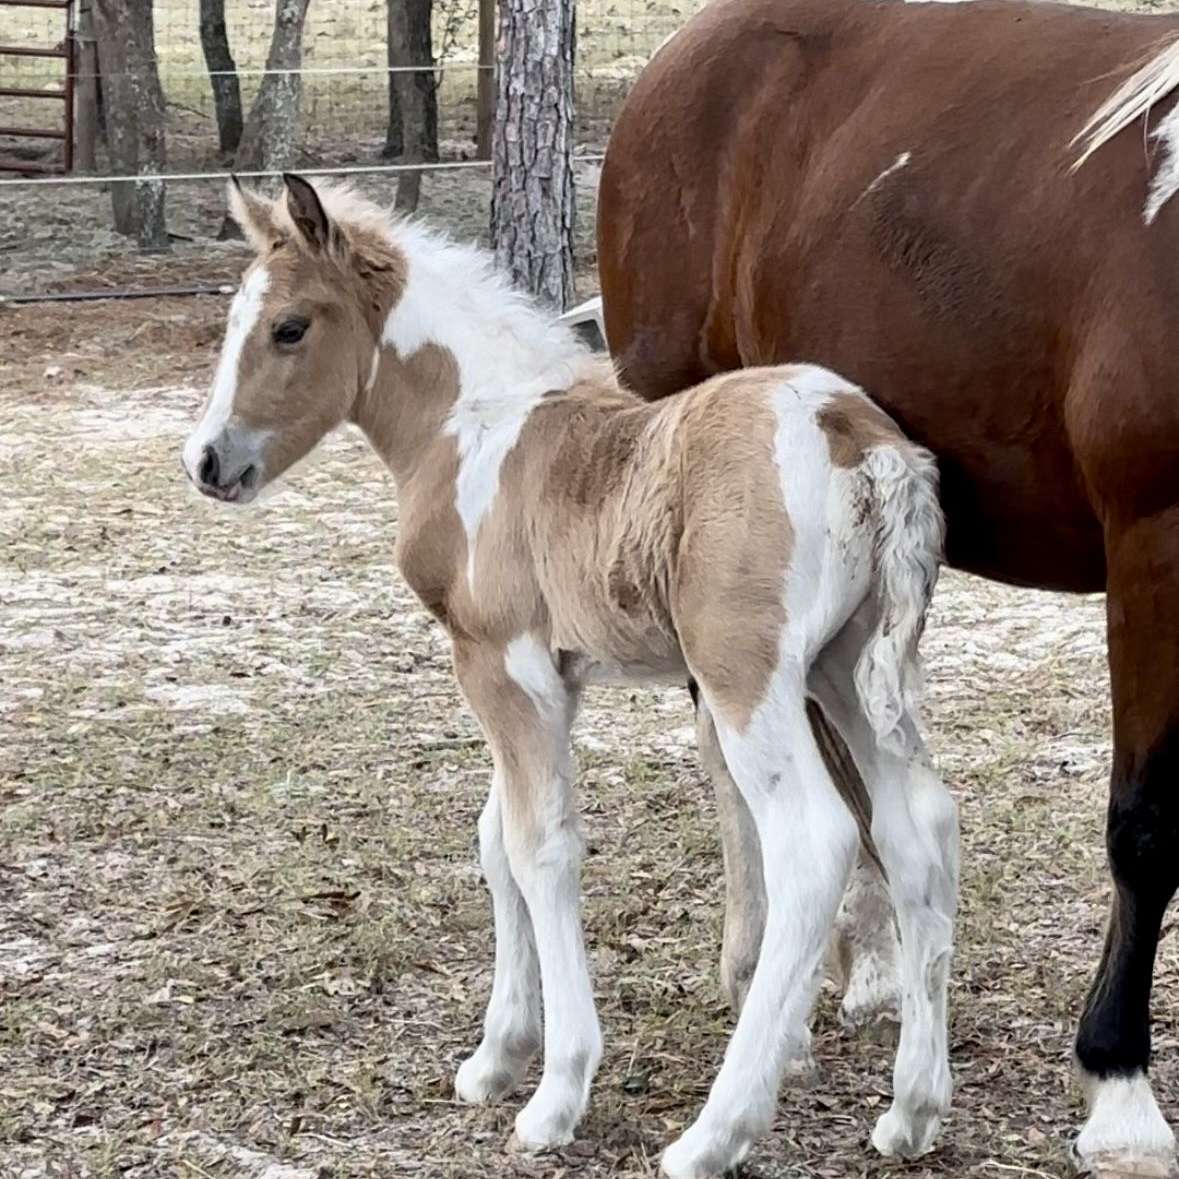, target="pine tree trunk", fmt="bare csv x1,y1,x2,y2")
199,0,243,155
385,0,438,213
92,0,168,250
234,0,311,172
490,0,575,310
